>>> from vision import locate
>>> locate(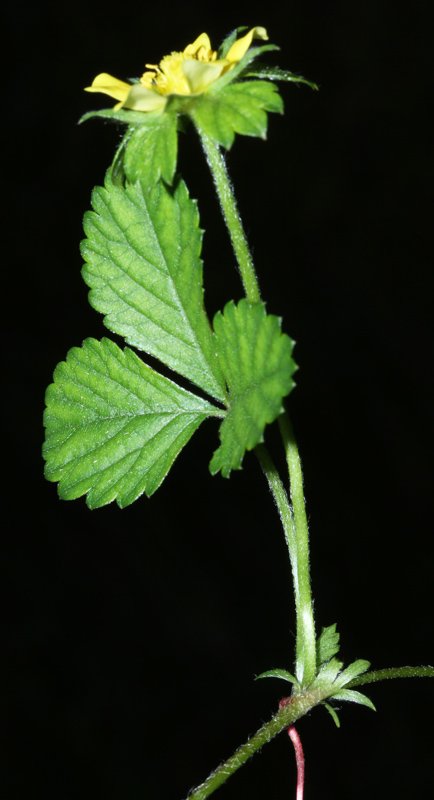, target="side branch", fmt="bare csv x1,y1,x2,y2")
348,665,434,688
